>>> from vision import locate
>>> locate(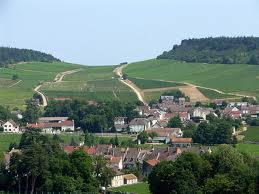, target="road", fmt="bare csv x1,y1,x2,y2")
114,65,148,105
34,69,83,107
